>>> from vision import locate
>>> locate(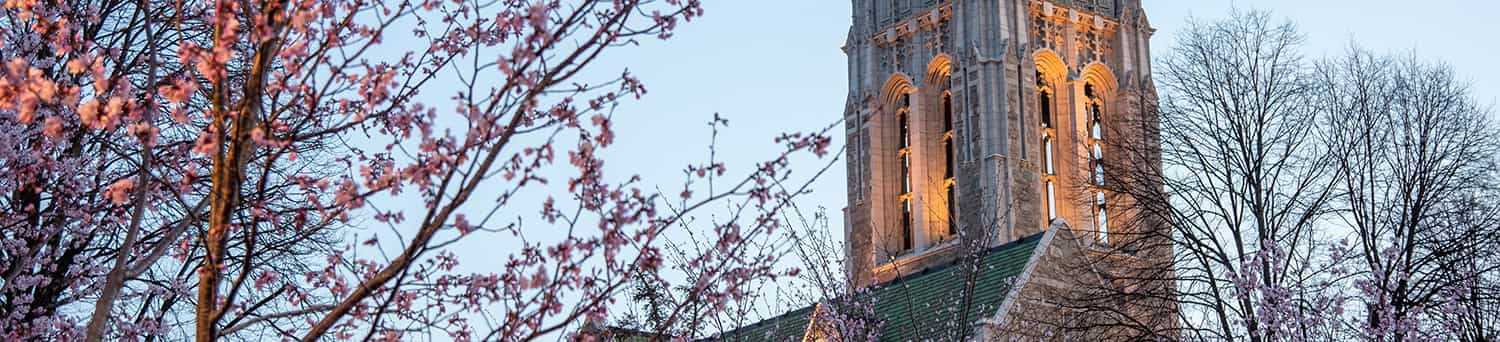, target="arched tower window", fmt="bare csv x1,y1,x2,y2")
897,94,914,252
926,56,957,243
1037,72,1058,221
1085,83,1108,244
